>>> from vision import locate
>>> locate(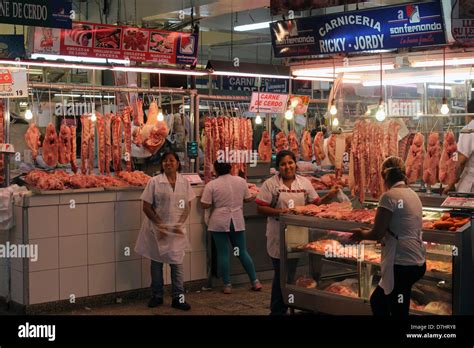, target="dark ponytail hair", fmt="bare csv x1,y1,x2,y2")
381,156,406,187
